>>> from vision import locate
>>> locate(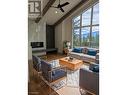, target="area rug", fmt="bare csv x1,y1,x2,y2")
51,62,89,90
67,64,89,87
52,69,80,90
